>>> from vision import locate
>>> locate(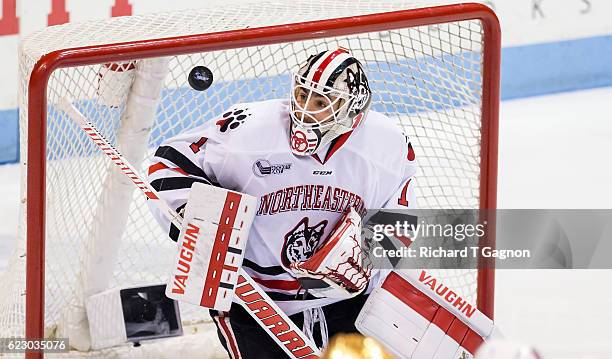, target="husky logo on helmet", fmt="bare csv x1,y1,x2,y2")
289,48,372,156
345,66,371,114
